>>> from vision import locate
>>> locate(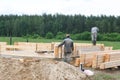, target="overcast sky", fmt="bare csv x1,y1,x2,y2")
0,0,120,16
